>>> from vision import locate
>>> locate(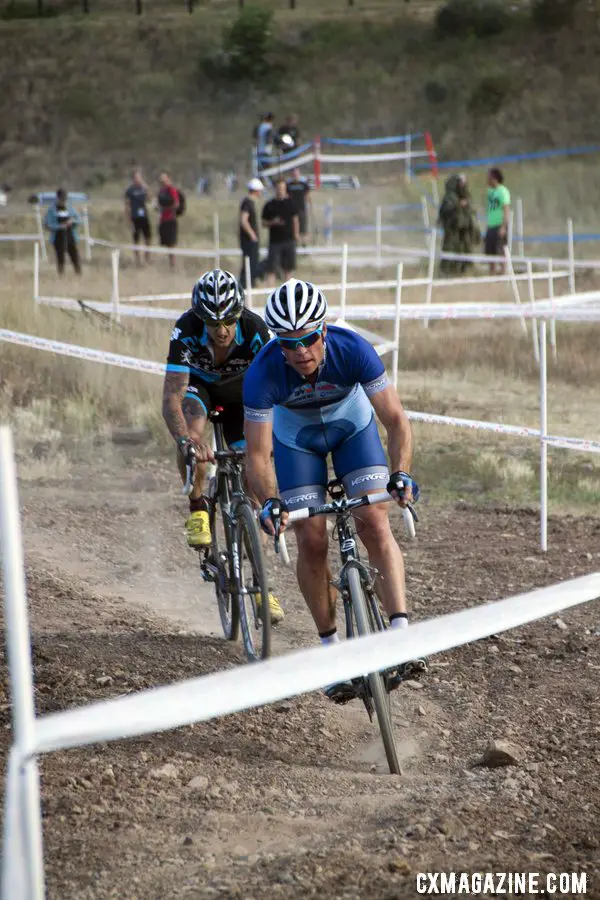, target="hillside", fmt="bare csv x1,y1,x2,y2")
1,2,600,188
